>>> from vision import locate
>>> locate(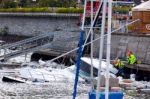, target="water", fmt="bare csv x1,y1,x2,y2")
0,66,89,99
